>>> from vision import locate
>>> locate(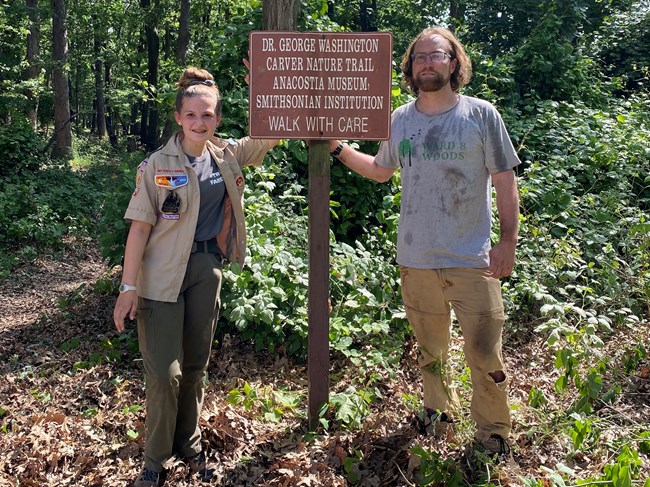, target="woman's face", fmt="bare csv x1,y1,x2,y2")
174,92,221,155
